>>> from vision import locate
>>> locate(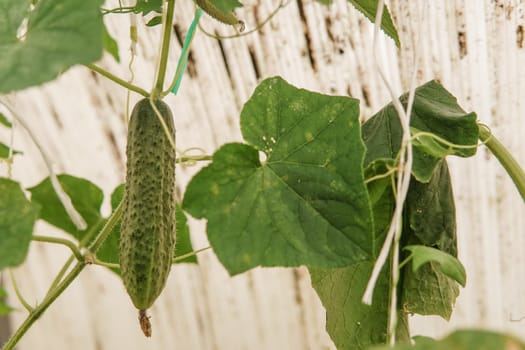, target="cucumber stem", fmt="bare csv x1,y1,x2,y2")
86,64,149,97
154,0,176,92
478,124,525,202
32,235,83,261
